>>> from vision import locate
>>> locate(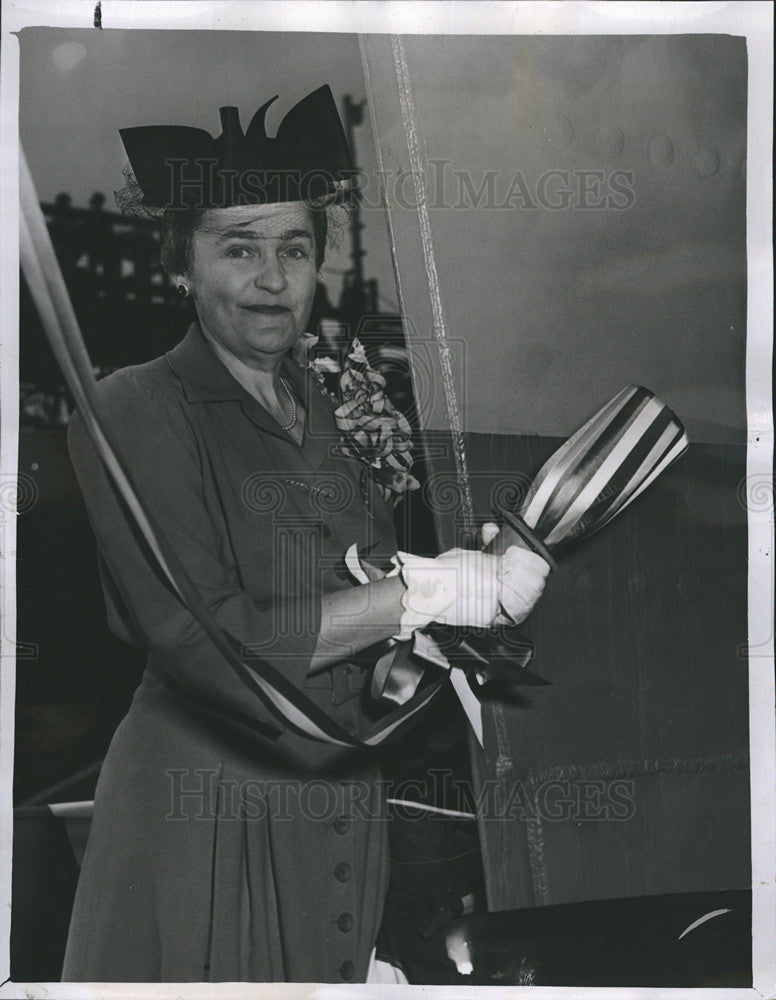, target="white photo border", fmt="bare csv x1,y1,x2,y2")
1,2,773,998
